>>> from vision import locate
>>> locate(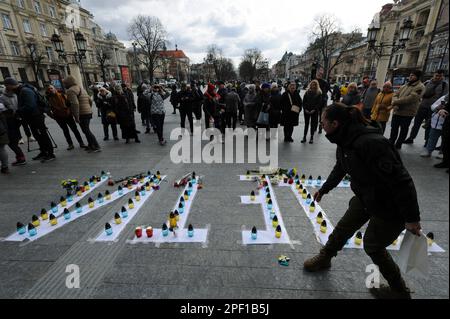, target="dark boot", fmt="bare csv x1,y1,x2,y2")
368,250,411,299
303,249,333,272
